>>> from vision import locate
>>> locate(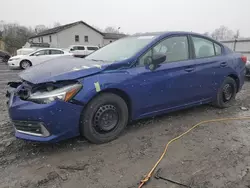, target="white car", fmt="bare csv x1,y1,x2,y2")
8,48,70,69
68,45,99,58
